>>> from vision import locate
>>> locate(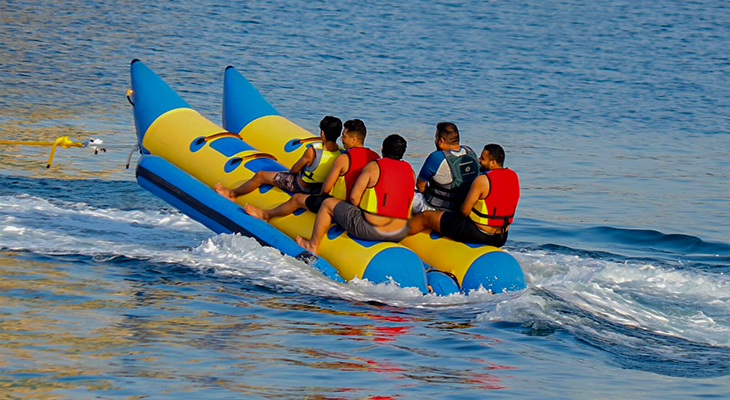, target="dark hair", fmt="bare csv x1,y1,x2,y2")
382,134,407,160
343,119,367,140
436,122,460,145
483,143,505,165
319,116,343,142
